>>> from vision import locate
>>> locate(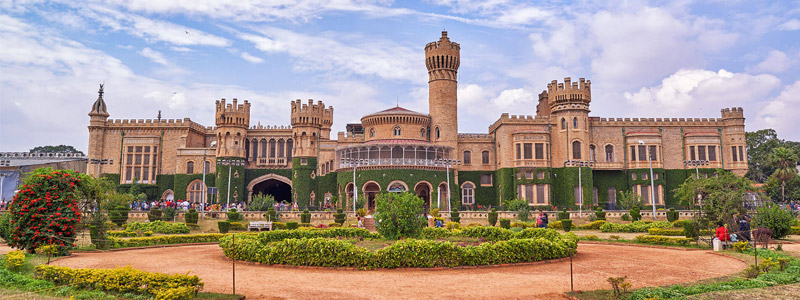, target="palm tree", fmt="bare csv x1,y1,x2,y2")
769,147,799,202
